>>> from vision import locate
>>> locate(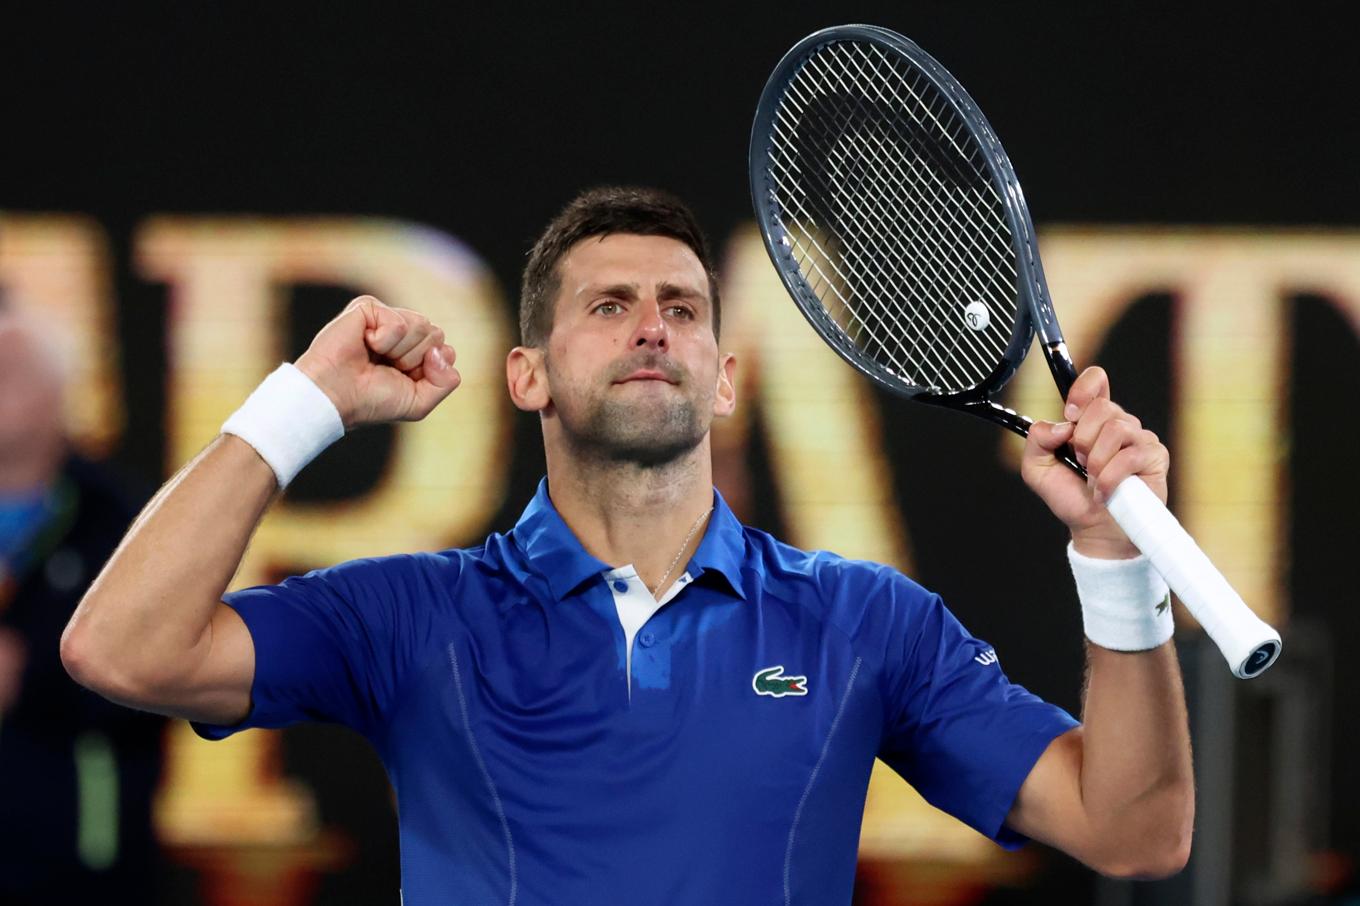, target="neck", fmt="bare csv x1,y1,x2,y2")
545,438,715,594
